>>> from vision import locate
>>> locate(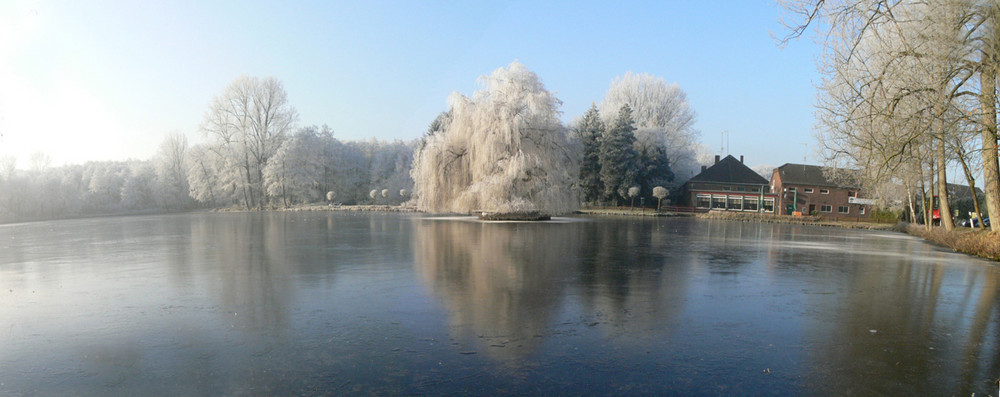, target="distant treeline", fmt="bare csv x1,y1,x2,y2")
0,126,414,223
0,68,704,222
